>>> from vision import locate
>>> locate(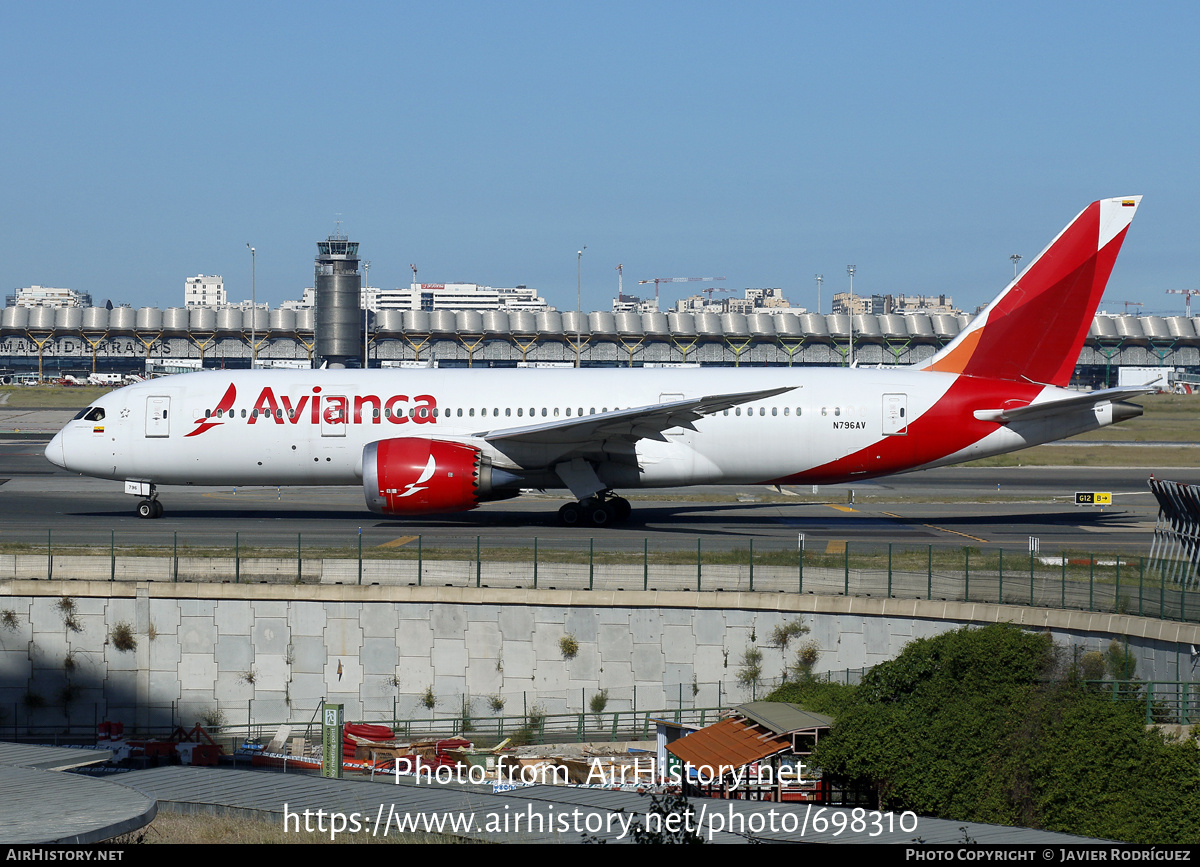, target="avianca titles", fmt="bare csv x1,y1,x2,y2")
46,196,1150,526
